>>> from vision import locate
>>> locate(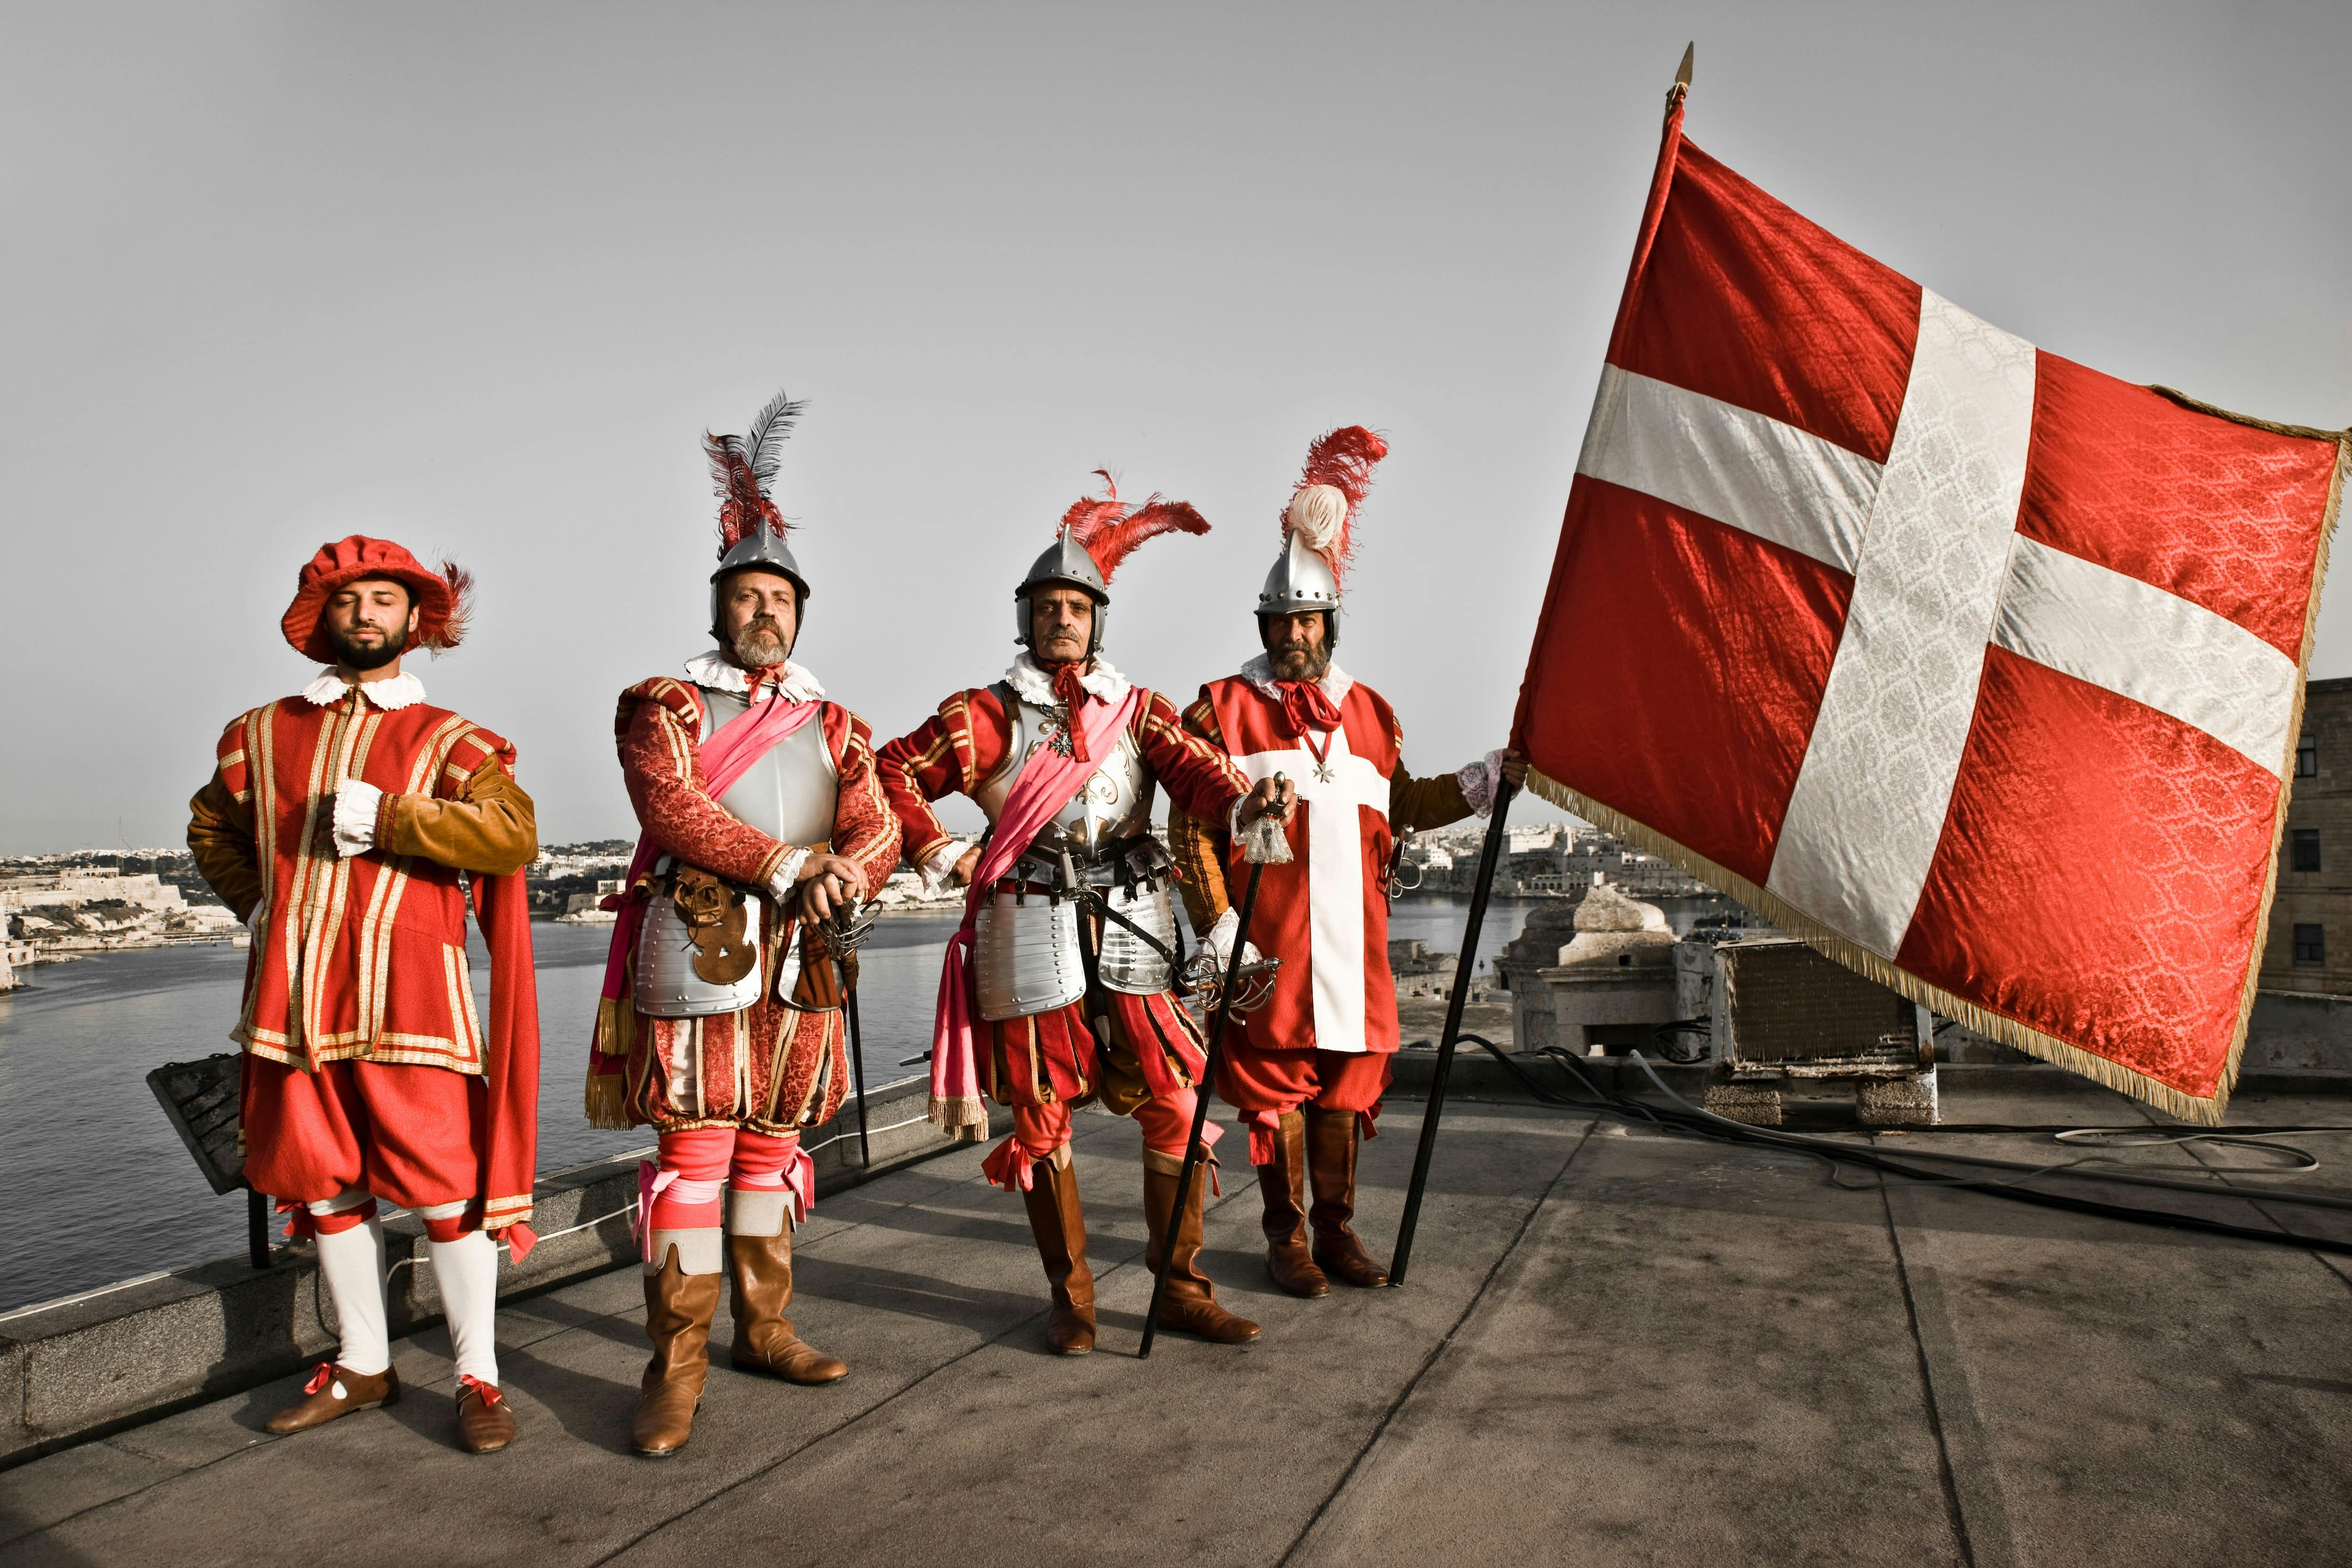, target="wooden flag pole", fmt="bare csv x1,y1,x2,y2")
1388,775,1518,1287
